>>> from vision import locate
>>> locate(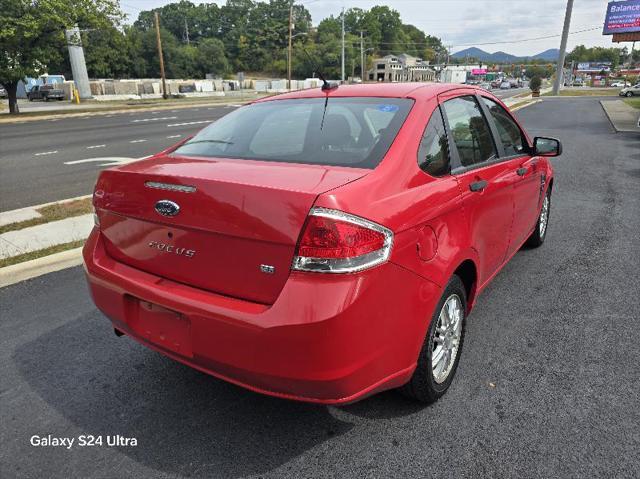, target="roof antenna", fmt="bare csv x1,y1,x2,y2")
301,48,338,91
